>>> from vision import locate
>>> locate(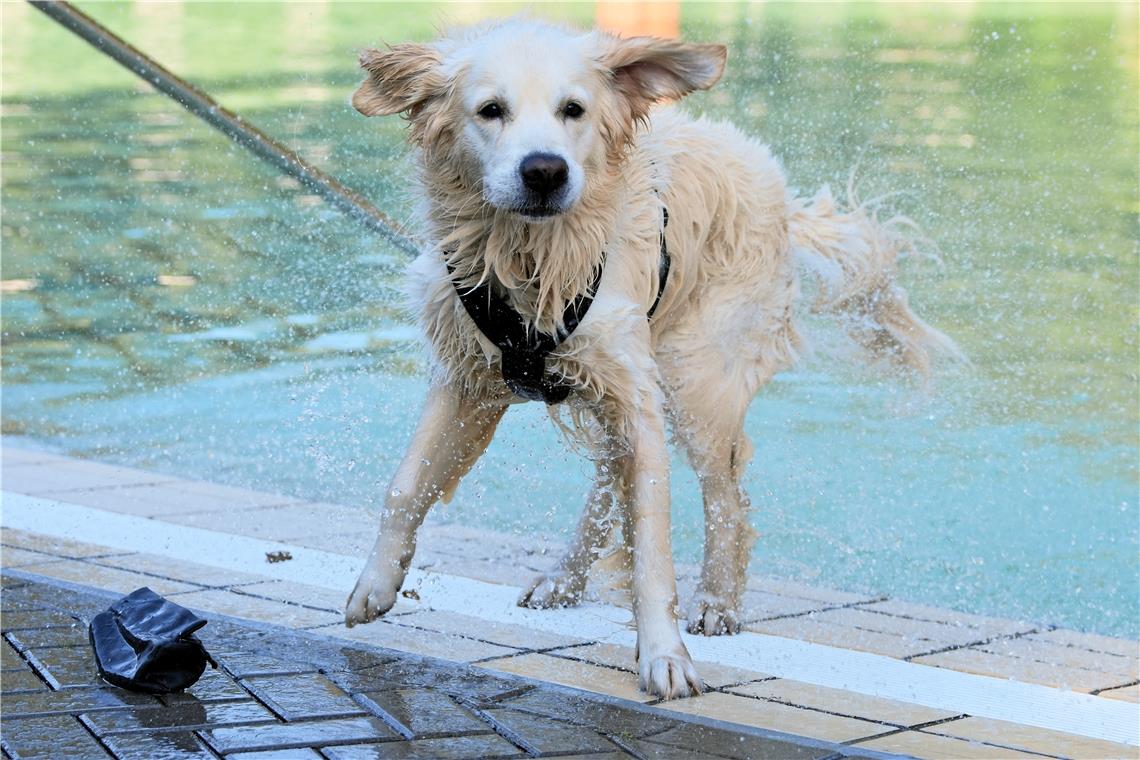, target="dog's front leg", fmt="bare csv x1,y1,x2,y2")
346,382,506,626
622,393,703,699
